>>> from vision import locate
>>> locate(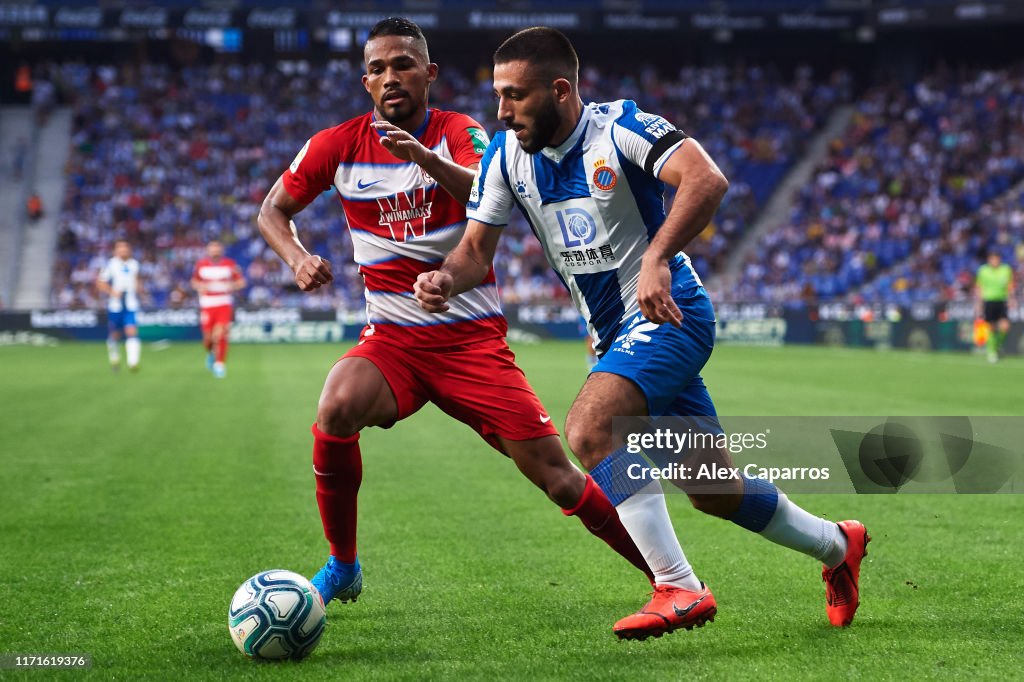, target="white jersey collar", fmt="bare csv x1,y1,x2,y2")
540,105,589,164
